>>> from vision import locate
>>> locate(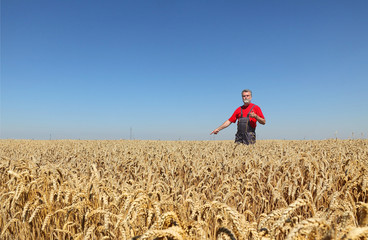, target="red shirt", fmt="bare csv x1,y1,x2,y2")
228,103,265,129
